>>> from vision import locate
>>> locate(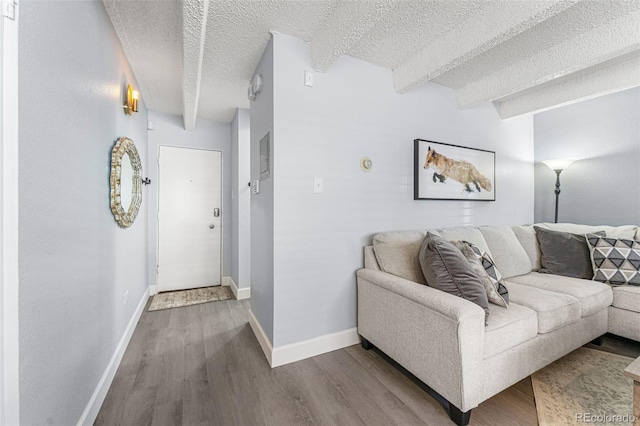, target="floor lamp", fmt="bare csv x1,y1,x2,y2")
542,159,575,223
